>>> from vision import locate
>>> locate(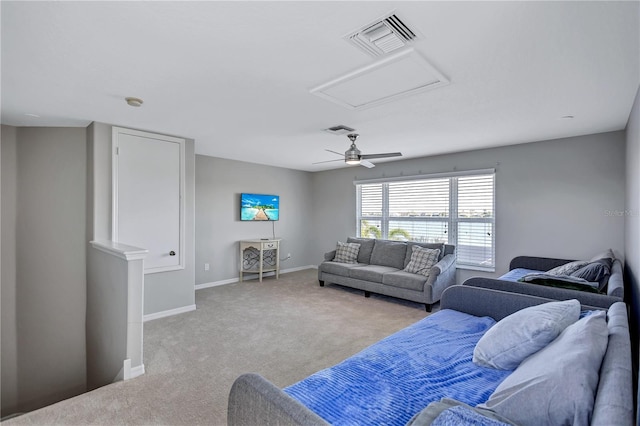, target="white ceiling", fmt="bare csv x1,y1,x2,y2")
2,1,639,172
